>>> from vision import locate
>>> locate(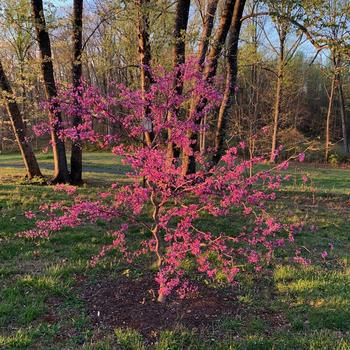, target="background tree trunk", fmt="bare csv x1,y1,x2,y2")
202,0,236,81
337,74,349,154
197,0,219,69
31,0,70,183
212,0,246,165
70,0,84,185
270,31,285,163
325,73,336,161
166,0,191,162
182,0,236,175
137,0,154,147
0,60,43,179
198,0,219,155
